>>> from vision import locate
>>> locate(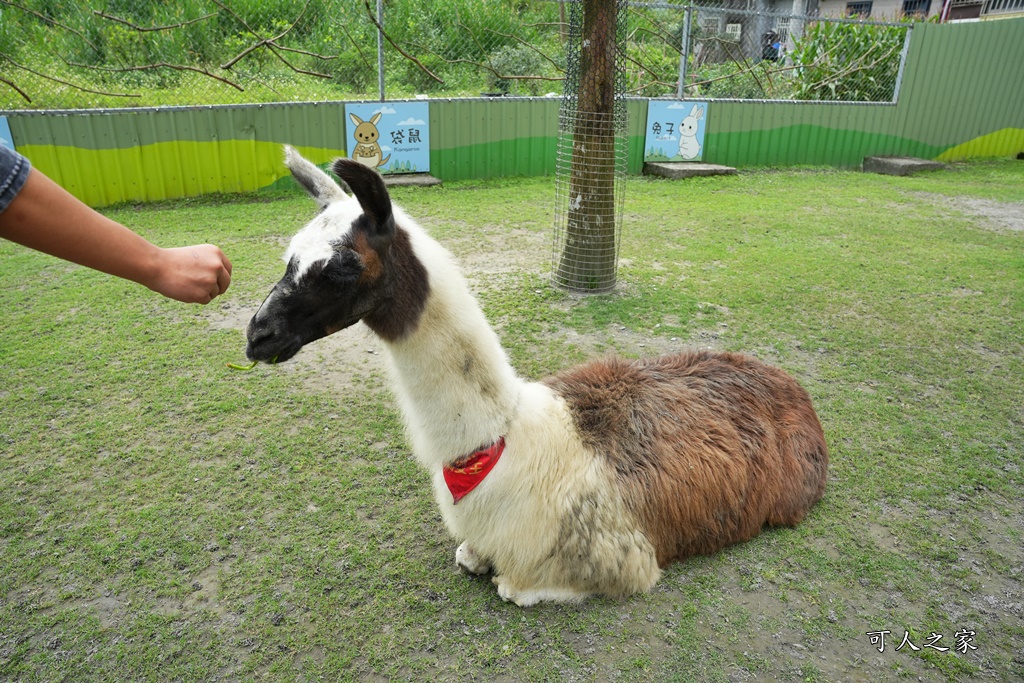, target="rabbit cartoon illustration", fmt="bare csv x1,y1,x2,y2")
678,104,704,160
349,112,391,170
